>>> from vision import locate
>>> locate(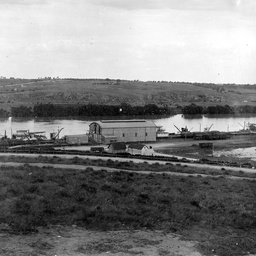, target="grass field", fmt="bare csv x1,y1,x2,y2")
1,78,256,111
0,159,256,255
